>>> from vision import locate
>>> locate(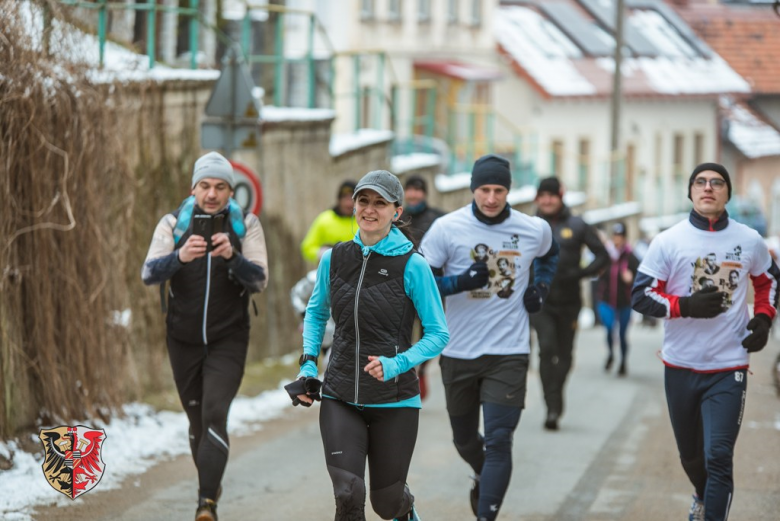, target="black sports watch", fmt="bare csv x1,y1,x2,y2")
299,354,318,367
